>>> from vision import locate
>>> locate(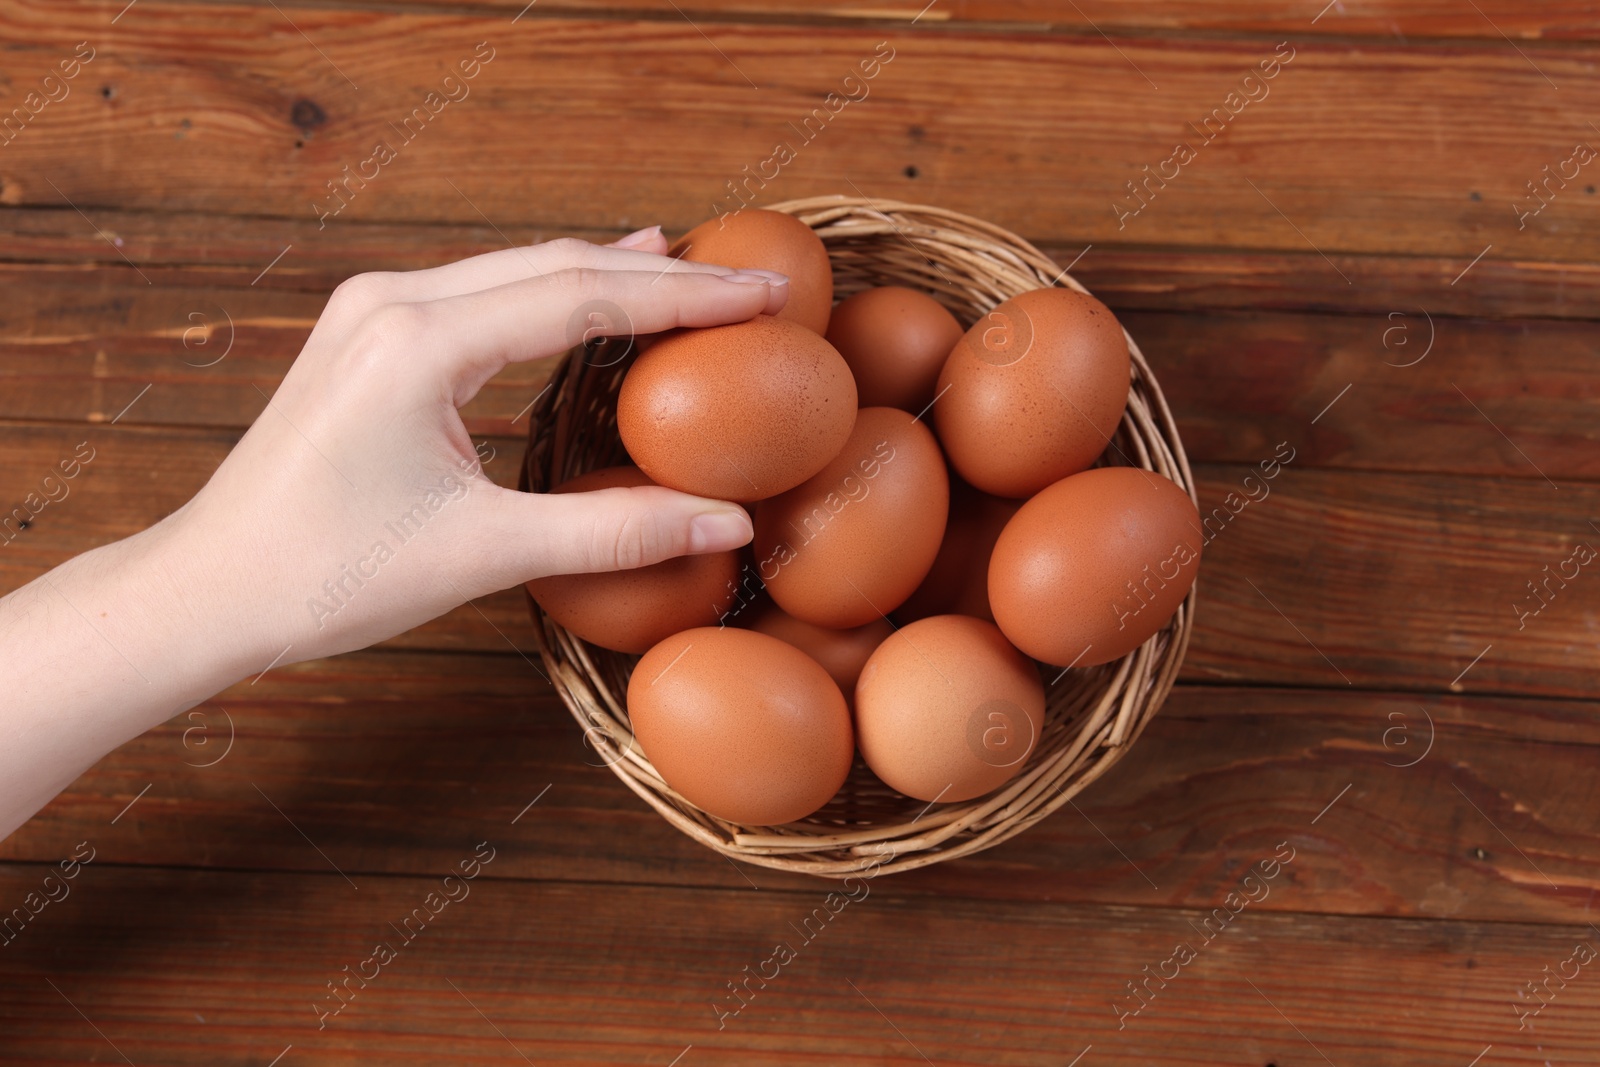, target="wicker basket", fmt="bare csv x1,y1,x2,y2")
520,195,1197,878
